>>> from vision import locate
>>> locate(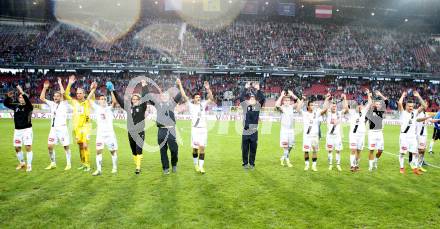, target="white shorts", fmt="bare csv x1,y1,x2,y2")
48,126,70,146
349,133,365,150
417,135,427,150
96,133,118,151
191,127,208,148
14,128,33,147
400,134,417,154
280,129,295,147
303,135,319,152
368,131,384,151
326,135,343,151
